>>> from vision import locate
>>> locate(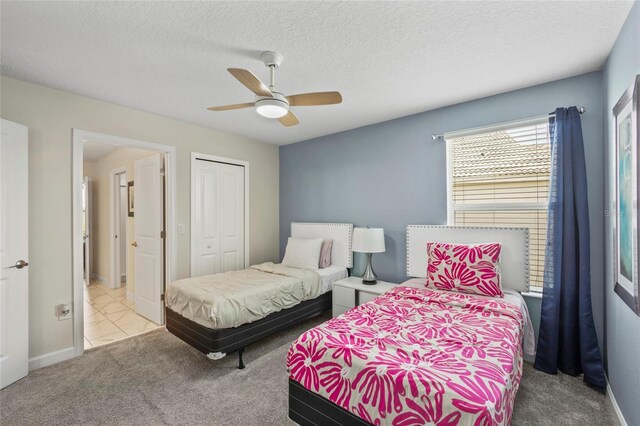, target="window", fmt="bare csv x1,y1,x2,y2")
447,121,550,290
